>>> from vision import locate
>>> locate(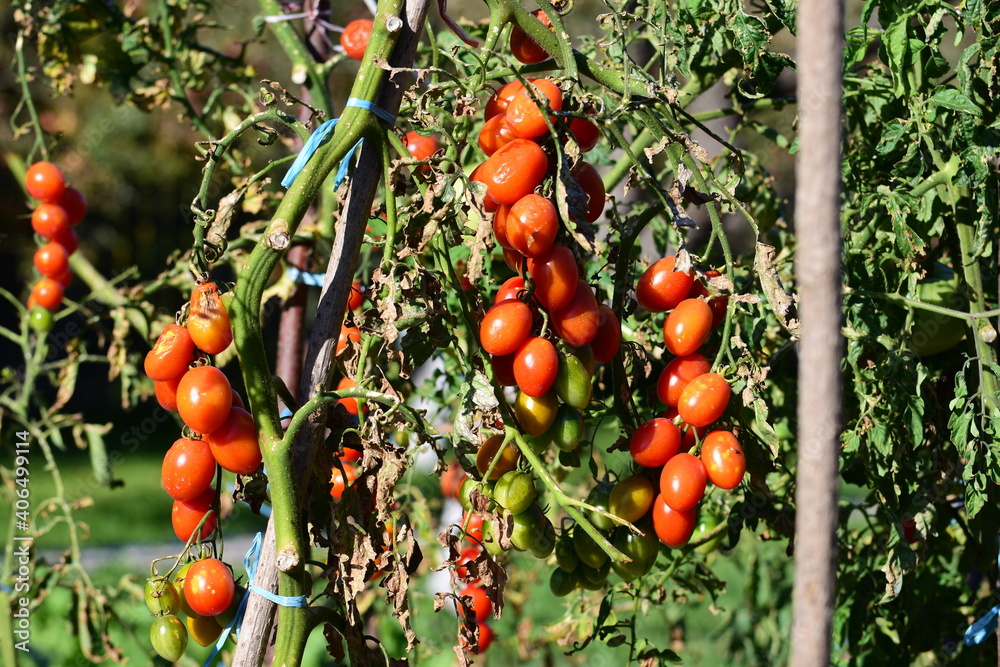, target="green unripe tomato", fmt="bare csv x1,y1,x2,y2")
576,560,610,590
909,261,966,357
458,479,495,512
144,577,180,616
586,482,616,531
529,515,556,558
549,568,577,597
548,404,584,452
523,432,551,454
172,563,199,618
482,519,506,556
555,538,580,573
29,307,53,333
493,471,536,514
692,515,723,555
555,350,593,409
150,614,188,662
611,523,659,580
572,525,609,569
509,504,545,551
